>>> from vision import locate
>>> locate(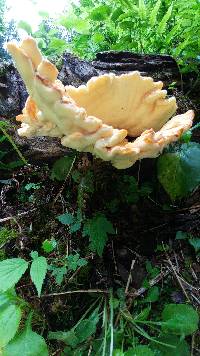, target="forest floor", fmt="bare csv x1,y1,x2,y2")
0,78,200,355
